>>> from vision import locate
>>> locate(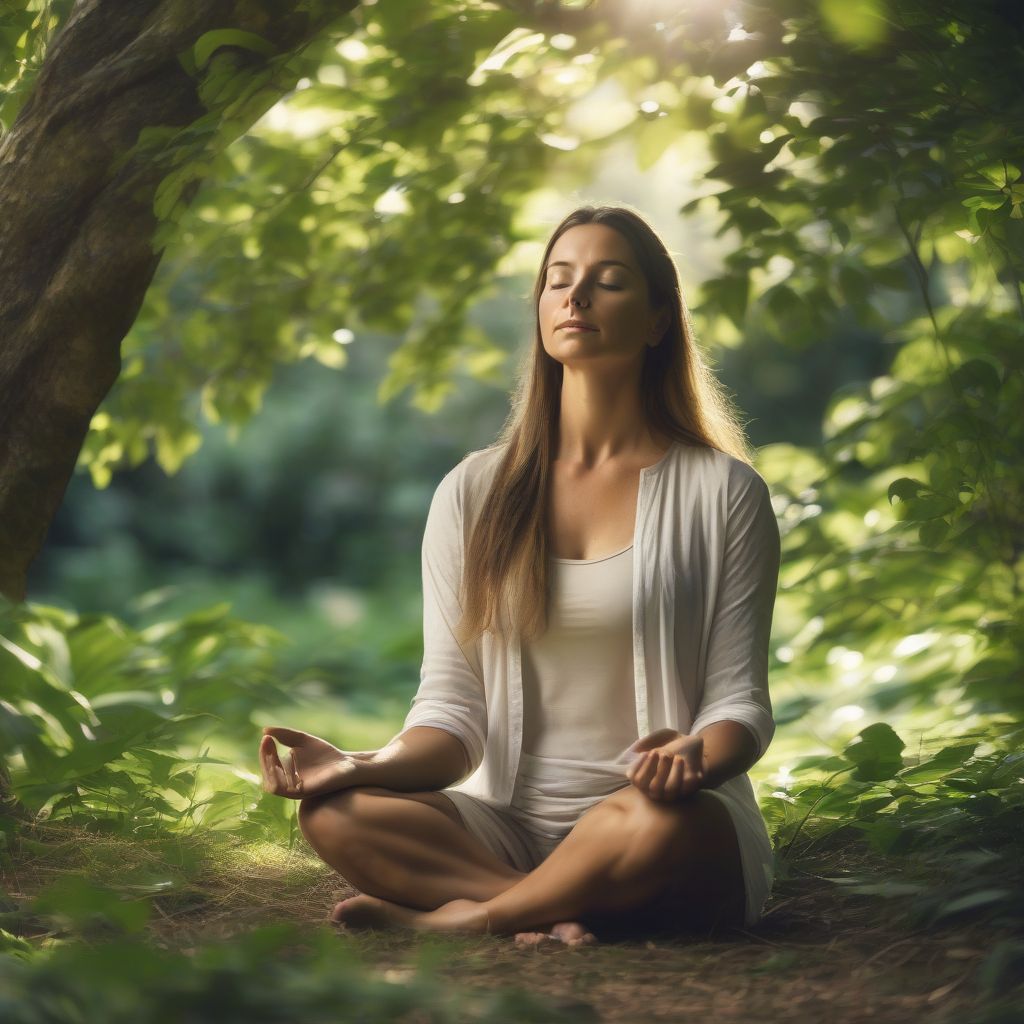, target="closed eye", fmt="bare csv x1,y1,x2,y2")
548,283,622,290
